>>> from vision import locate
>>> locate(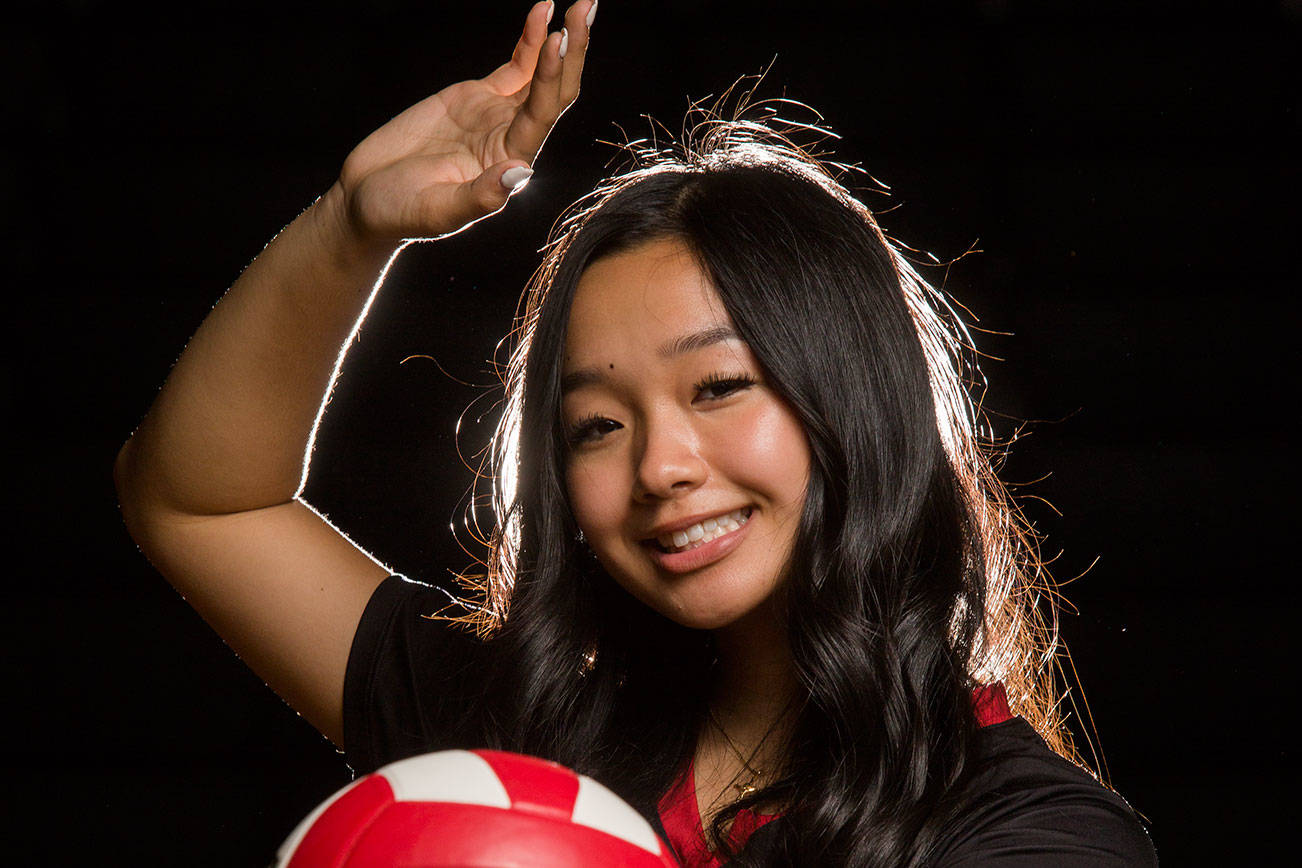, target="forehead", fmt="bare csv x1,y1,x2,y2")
563,238,733,367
